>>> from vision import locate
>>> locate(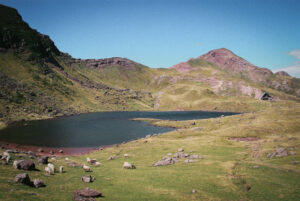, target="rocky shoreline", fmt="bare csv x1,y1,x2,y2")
0,141,113,156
